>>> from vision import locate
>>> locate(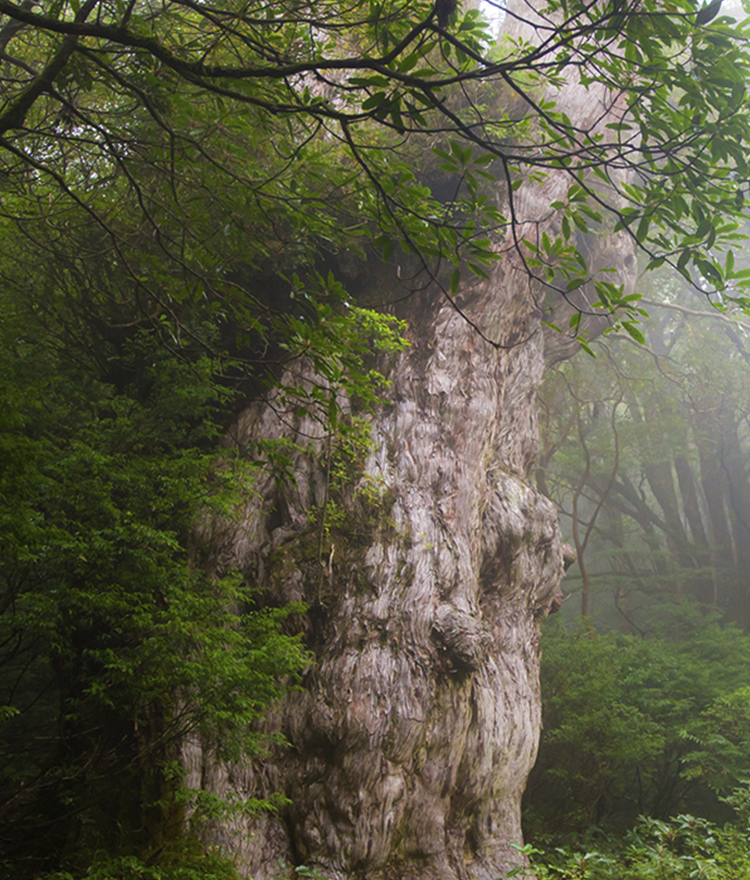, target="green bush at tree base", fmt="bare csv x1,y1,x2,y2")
526,609,750,836
513,798,750,880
